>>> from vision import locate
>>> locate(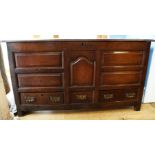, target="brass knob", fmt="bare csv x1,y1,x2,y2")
103,94,113,99
49,96,60,103
126,92,136,98
25,96,36,103
76,95,87,100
